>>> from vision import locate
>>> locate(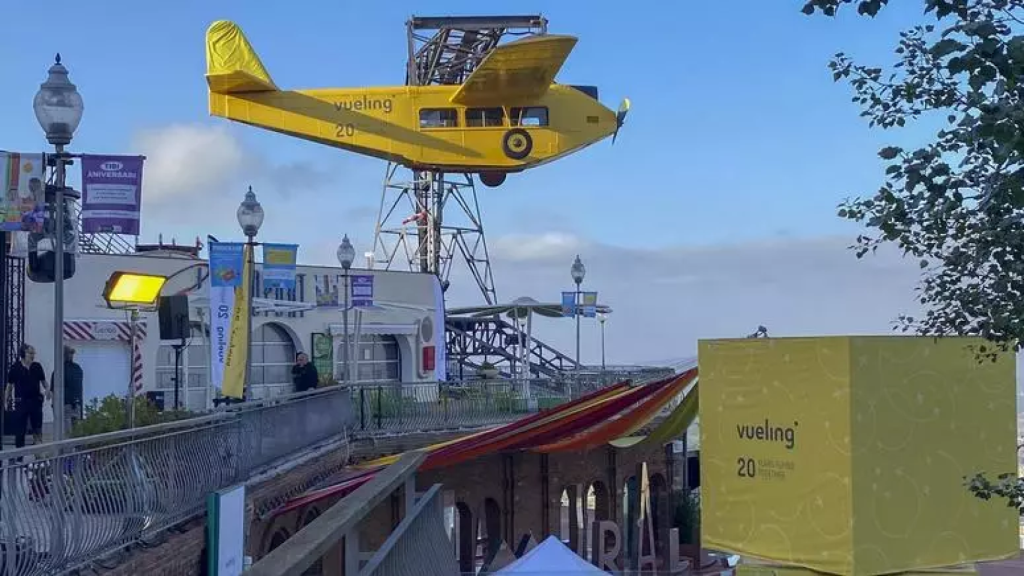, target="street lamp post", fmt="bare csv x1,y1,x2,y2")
337,235,355,384
570,255,586,392
34,53,84,442
236,186,264,402
598,311,607,376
